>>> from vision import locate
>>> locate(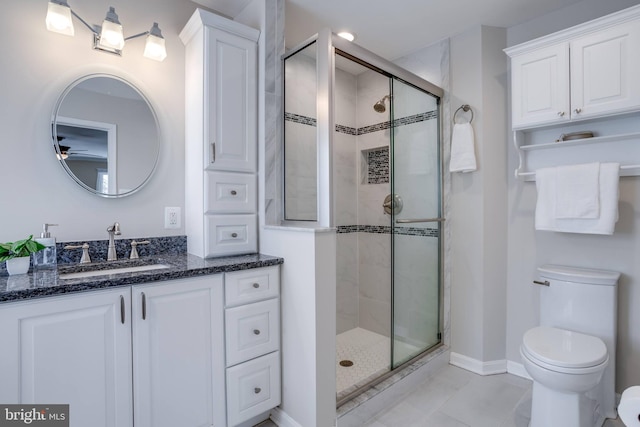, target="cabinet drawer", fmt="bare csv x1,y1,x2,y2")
225,299,279,366
225,266,280,307
205,171,256,214
204,214,257,257
226,351,280,427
